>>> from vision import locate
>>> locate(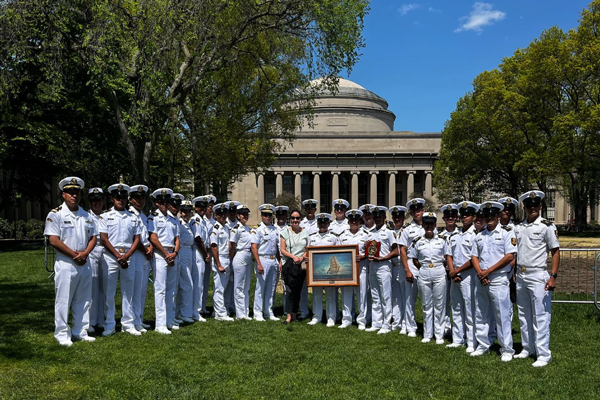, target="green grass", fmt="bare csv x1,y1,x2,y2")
1,247,600,399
